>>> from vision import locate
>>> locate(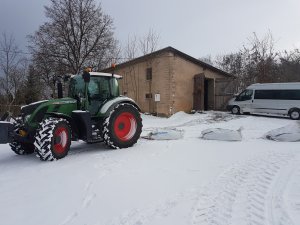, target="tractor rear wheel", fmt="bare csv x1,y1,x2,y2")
9,118,34,155
34,118,71,161
102,103,142,149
